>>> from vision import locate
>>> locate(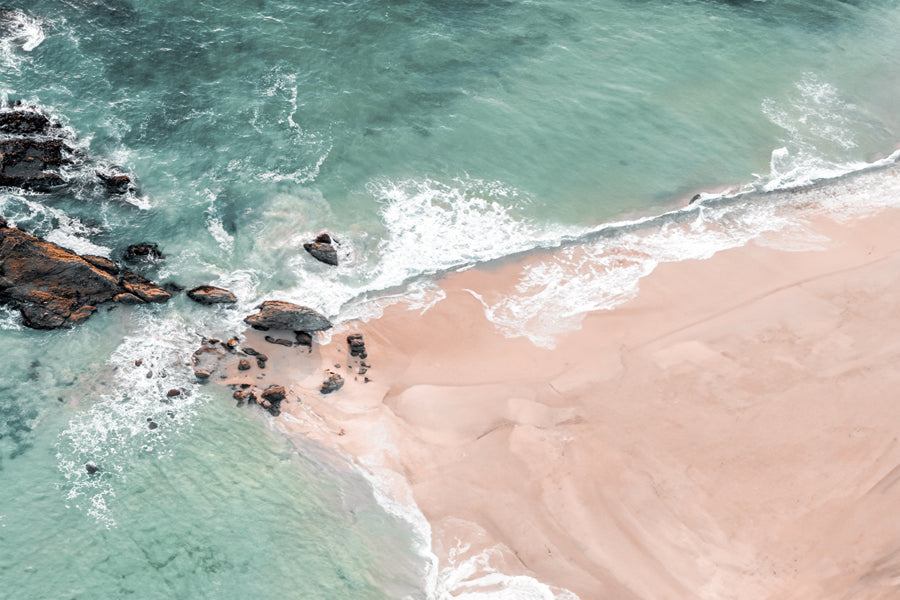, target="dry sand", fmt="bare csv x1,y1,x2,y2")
225,204,900,599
